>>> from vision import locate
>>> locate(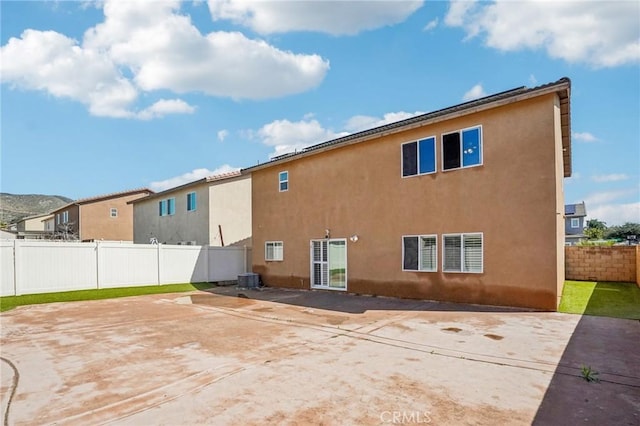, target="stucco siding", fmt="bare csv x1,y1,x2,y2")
252,94,564,310
209,175,252,247
134,185,210,245
80,193,146,241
